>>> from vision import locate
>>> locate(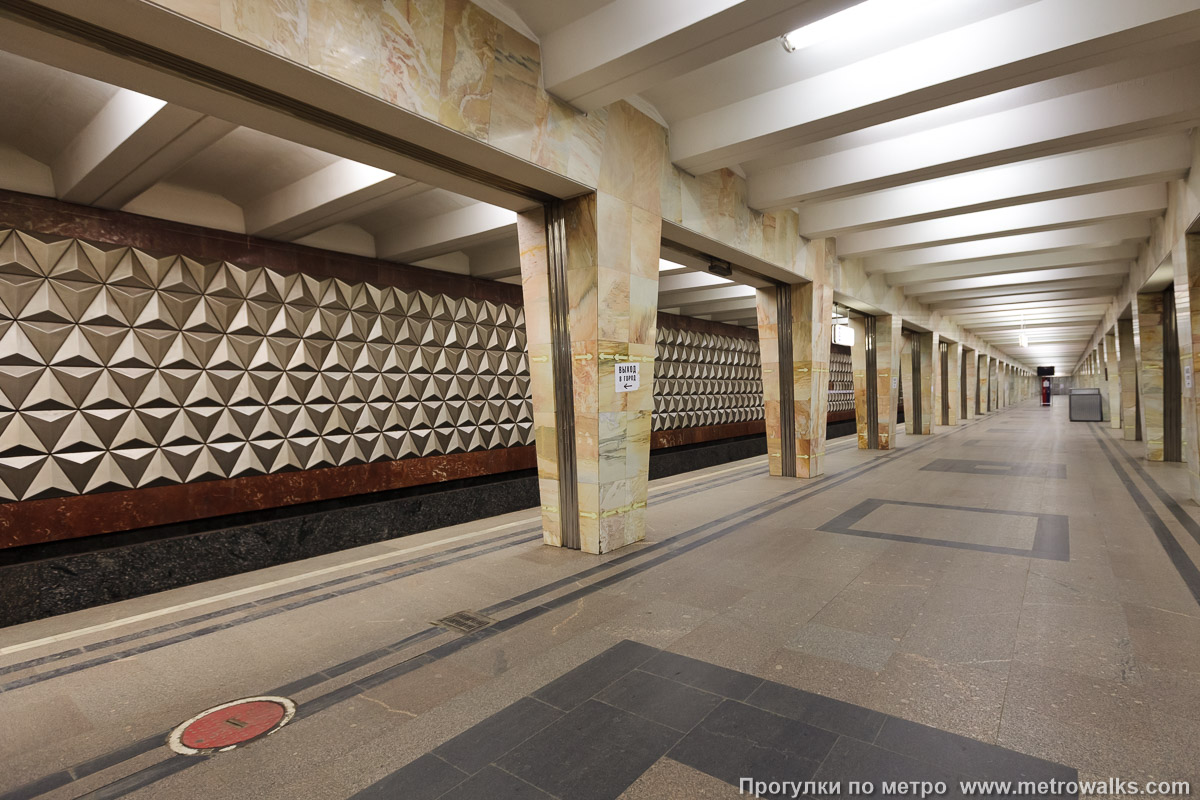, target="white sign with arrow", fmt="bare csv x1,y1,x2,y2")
615,363,640,393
